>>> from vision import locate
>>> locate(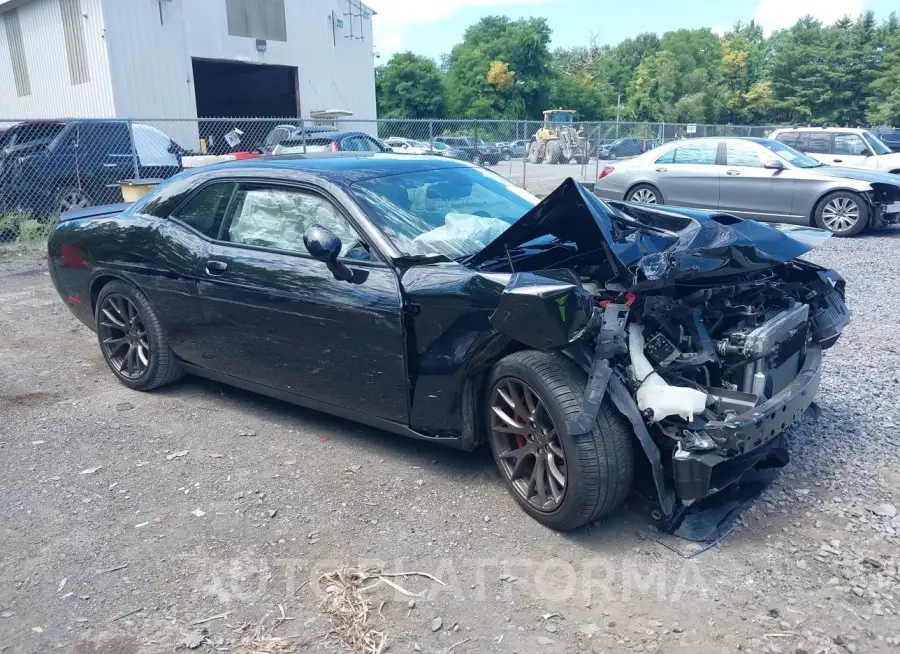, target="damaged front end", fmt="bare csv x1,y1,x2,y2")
471,179,851,516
